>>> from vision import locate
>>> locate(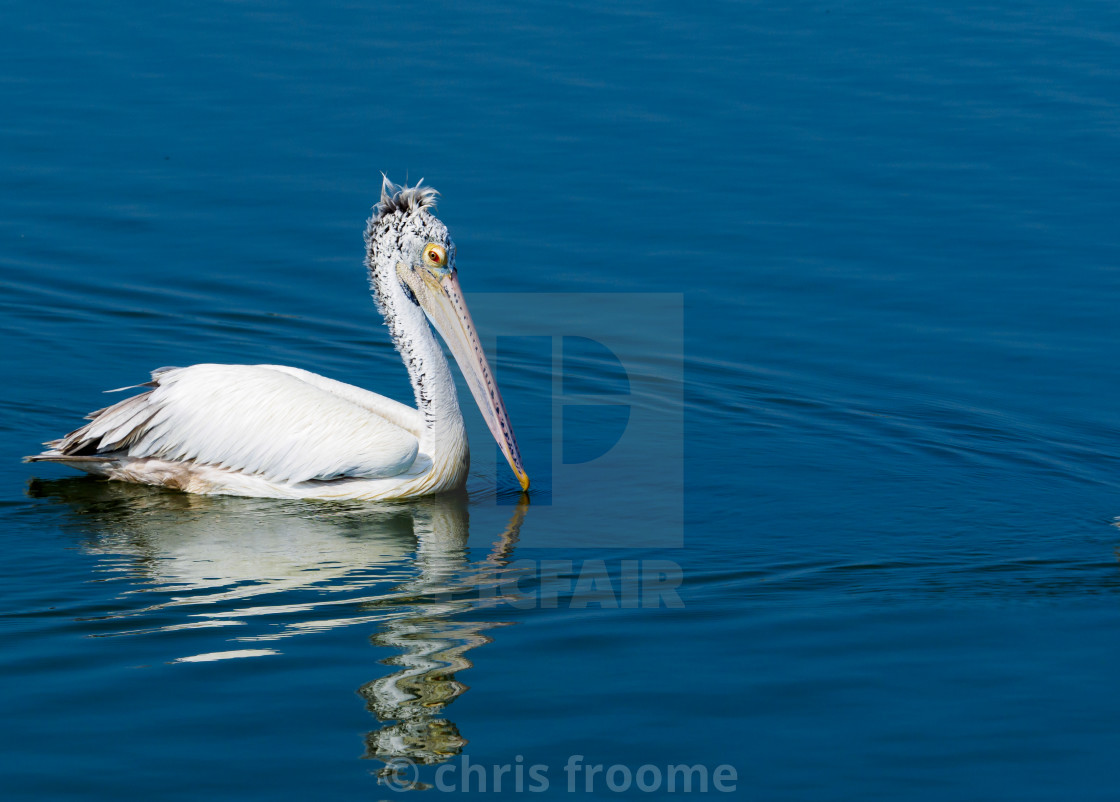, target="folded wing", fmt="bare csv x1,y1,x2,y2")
39,364,419,484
